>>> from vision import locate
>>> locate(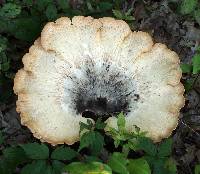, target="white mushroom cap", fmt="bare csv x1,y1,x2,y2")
14,16,185,145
